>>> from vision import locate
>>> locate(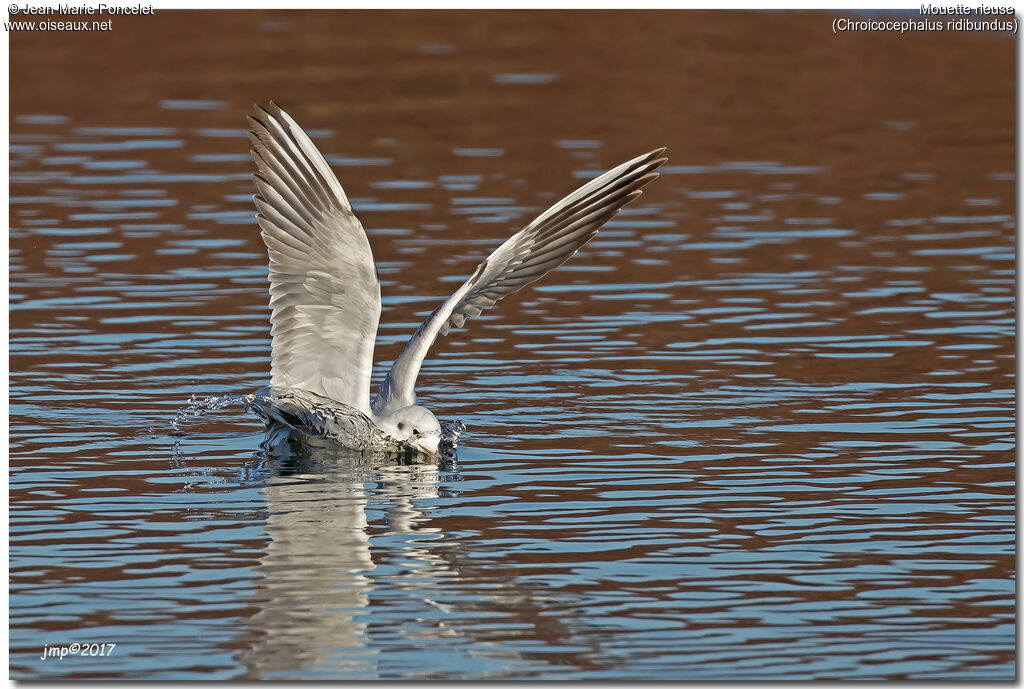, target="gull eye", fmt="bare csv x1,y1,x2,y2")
413,428,420,436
